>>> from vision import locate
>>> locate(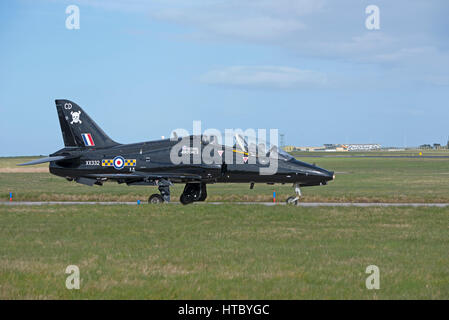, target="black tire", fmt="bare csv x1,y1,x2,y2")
180,194,193,205
286,196,298,205
148,194,164,204
198,186,207,201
